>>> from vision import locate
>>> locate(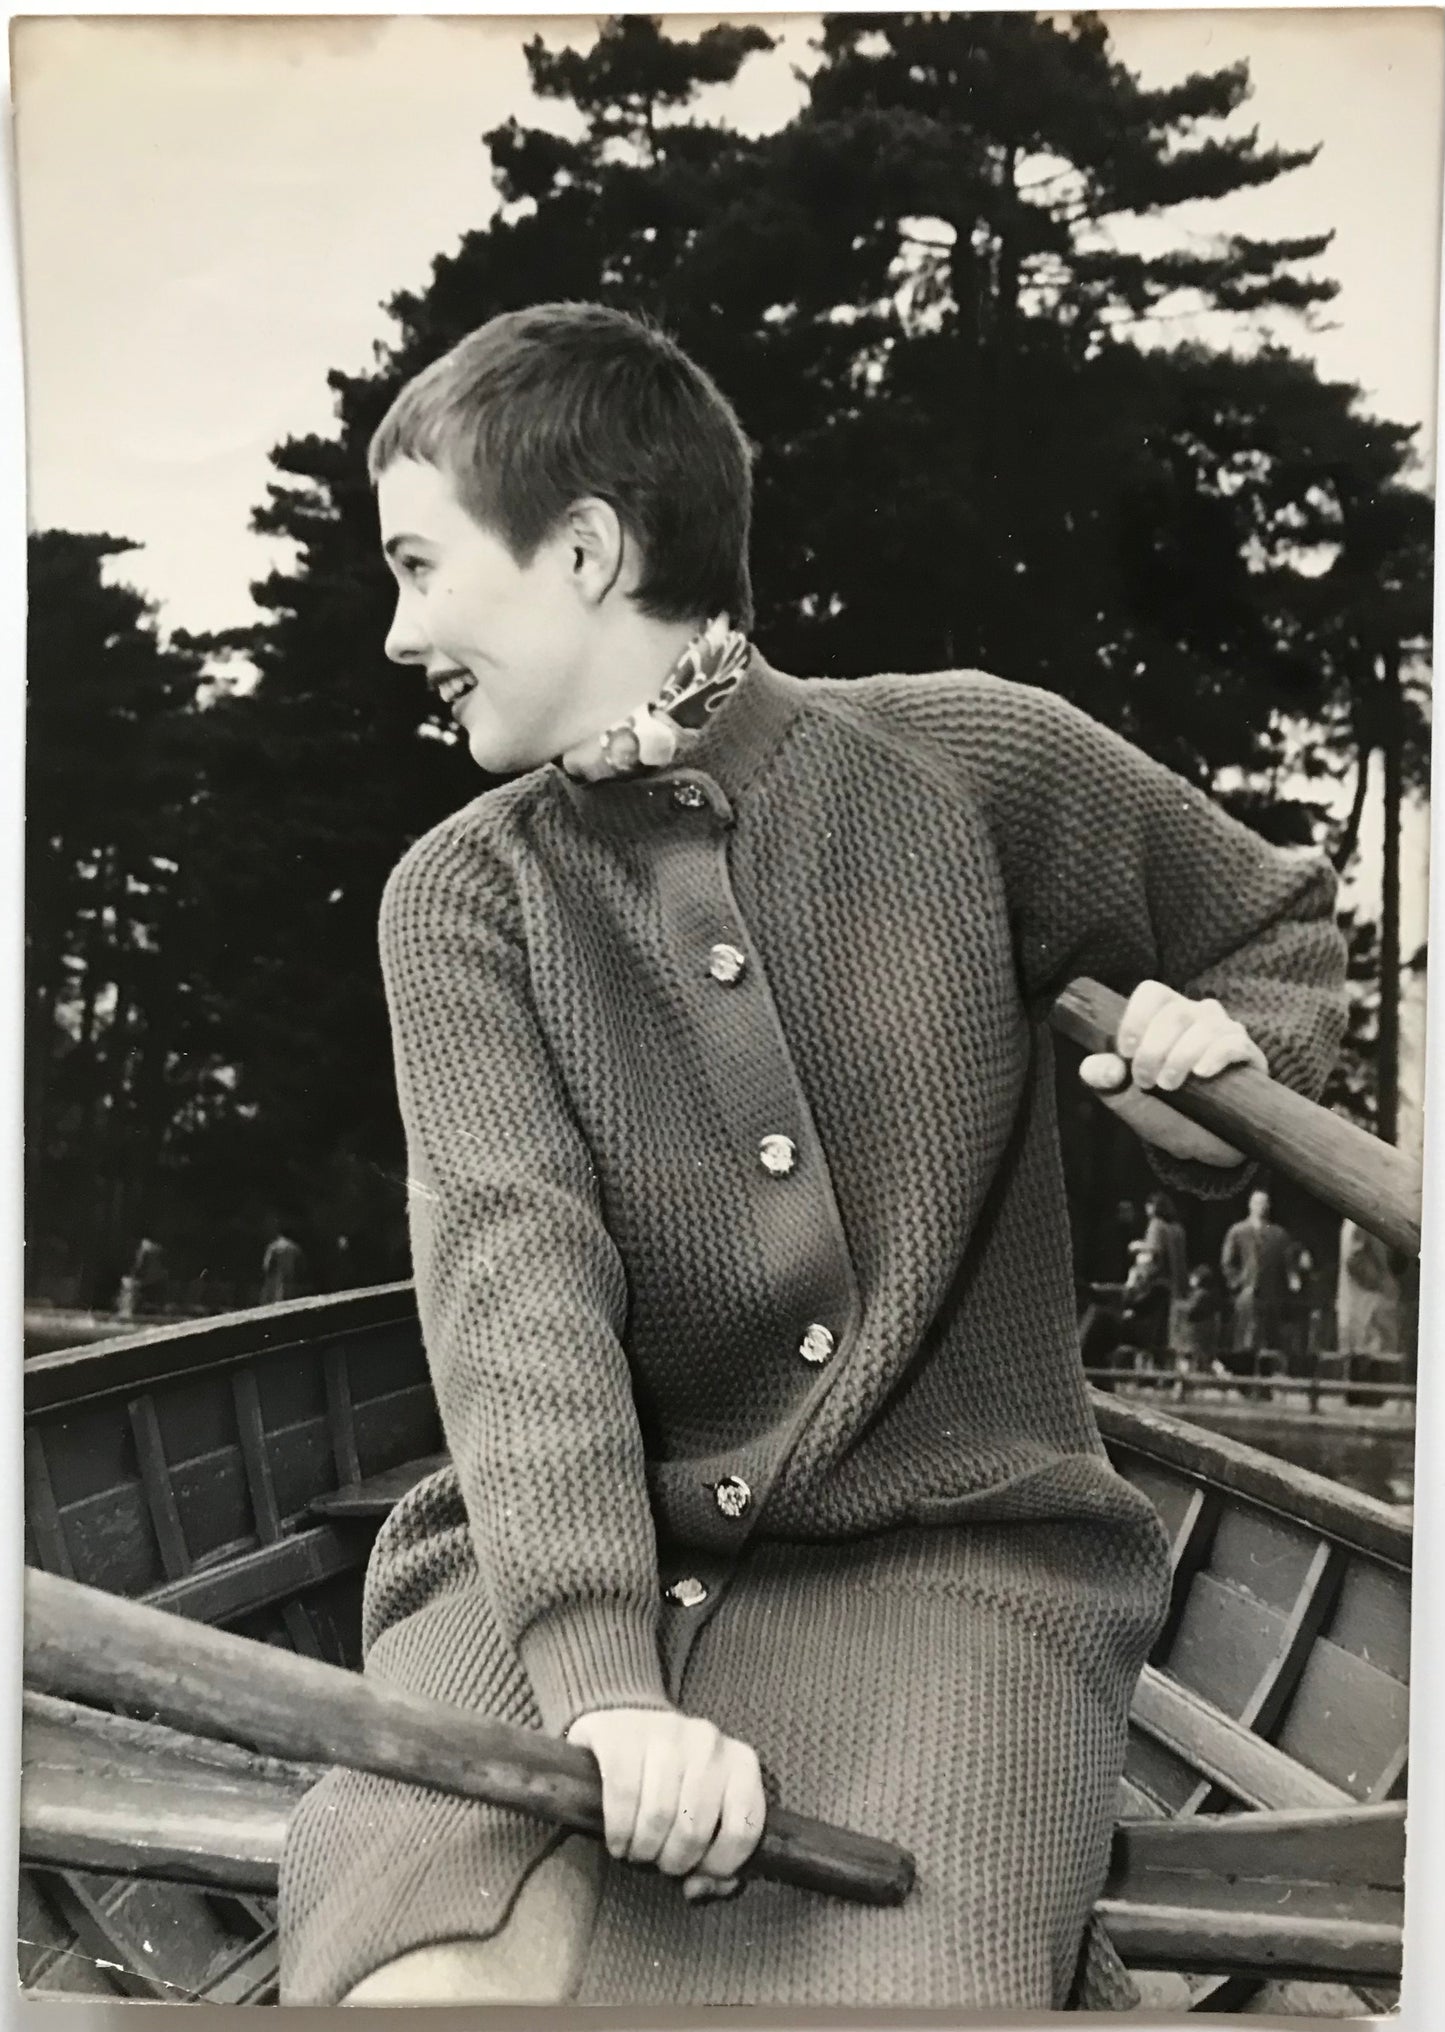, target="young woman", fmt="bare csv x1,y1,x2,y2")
278,302,1346,2010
